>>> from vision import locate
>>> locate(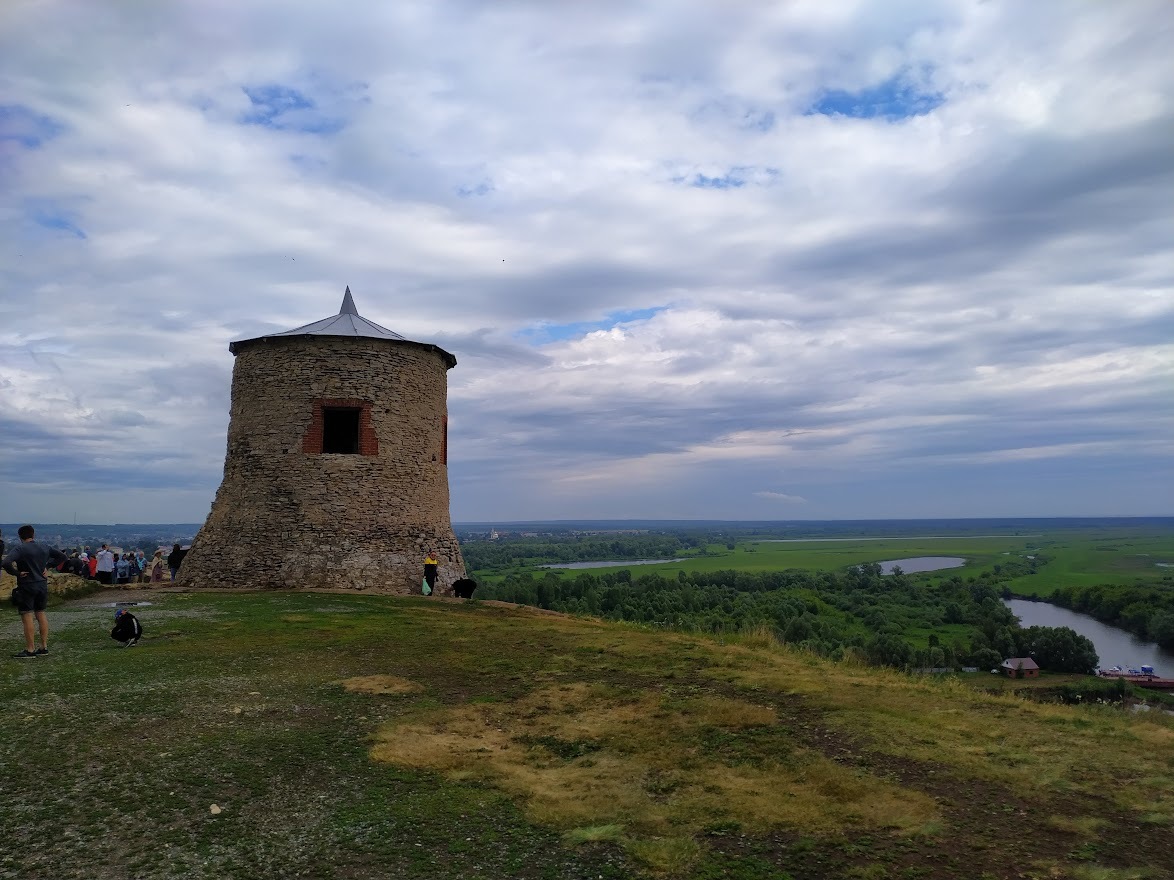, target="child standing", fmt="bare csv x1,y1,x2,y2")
423,551,438,596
